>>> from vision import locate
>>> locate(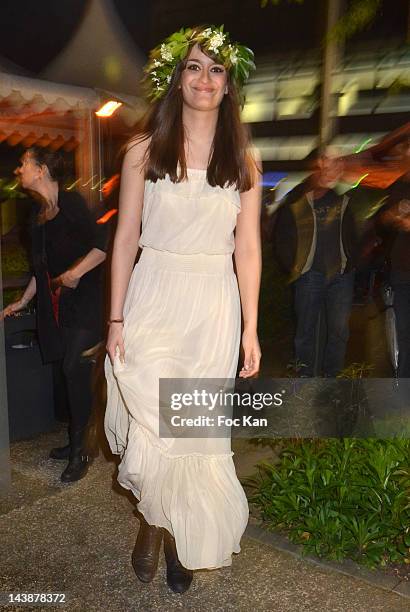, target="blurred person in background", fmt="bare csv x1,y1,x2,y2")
1,147,107,482
273,148,359,376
